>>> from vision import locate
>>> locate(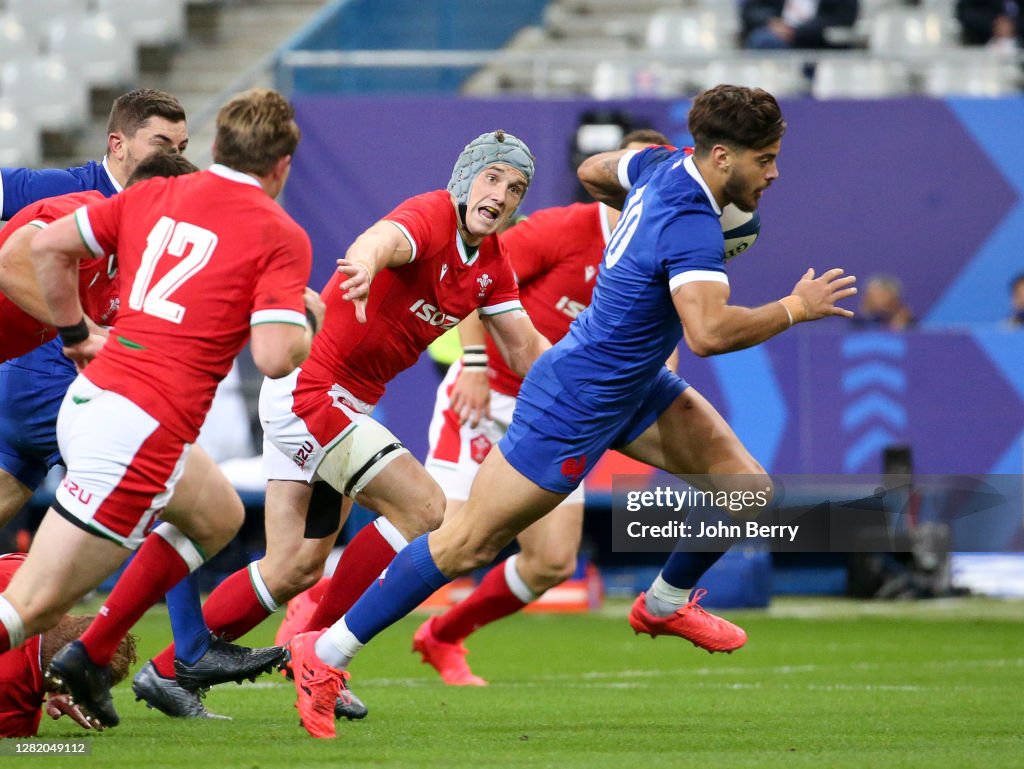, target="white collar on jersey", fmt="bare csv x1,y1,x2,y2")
209,163,263,189
455,229,479,265
102,156,123,193
683,154,722,216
